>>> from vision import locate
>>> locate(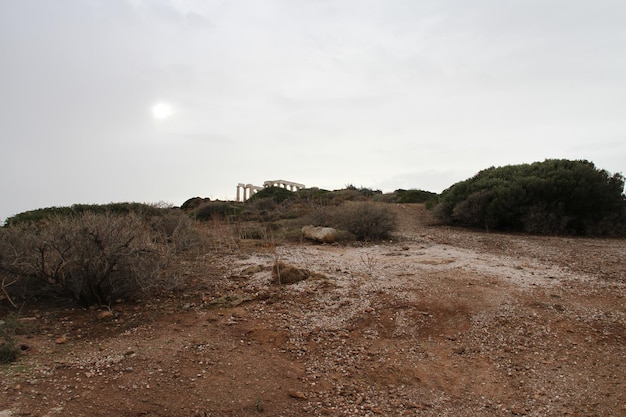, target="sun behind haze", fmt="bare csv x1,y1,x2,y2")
0,0,625,224
152,102,173,119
